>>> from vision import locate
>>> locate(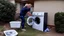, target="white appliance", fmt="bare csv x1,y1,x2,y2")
27,12,48,32
10,21,21,28
4,30,18,36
